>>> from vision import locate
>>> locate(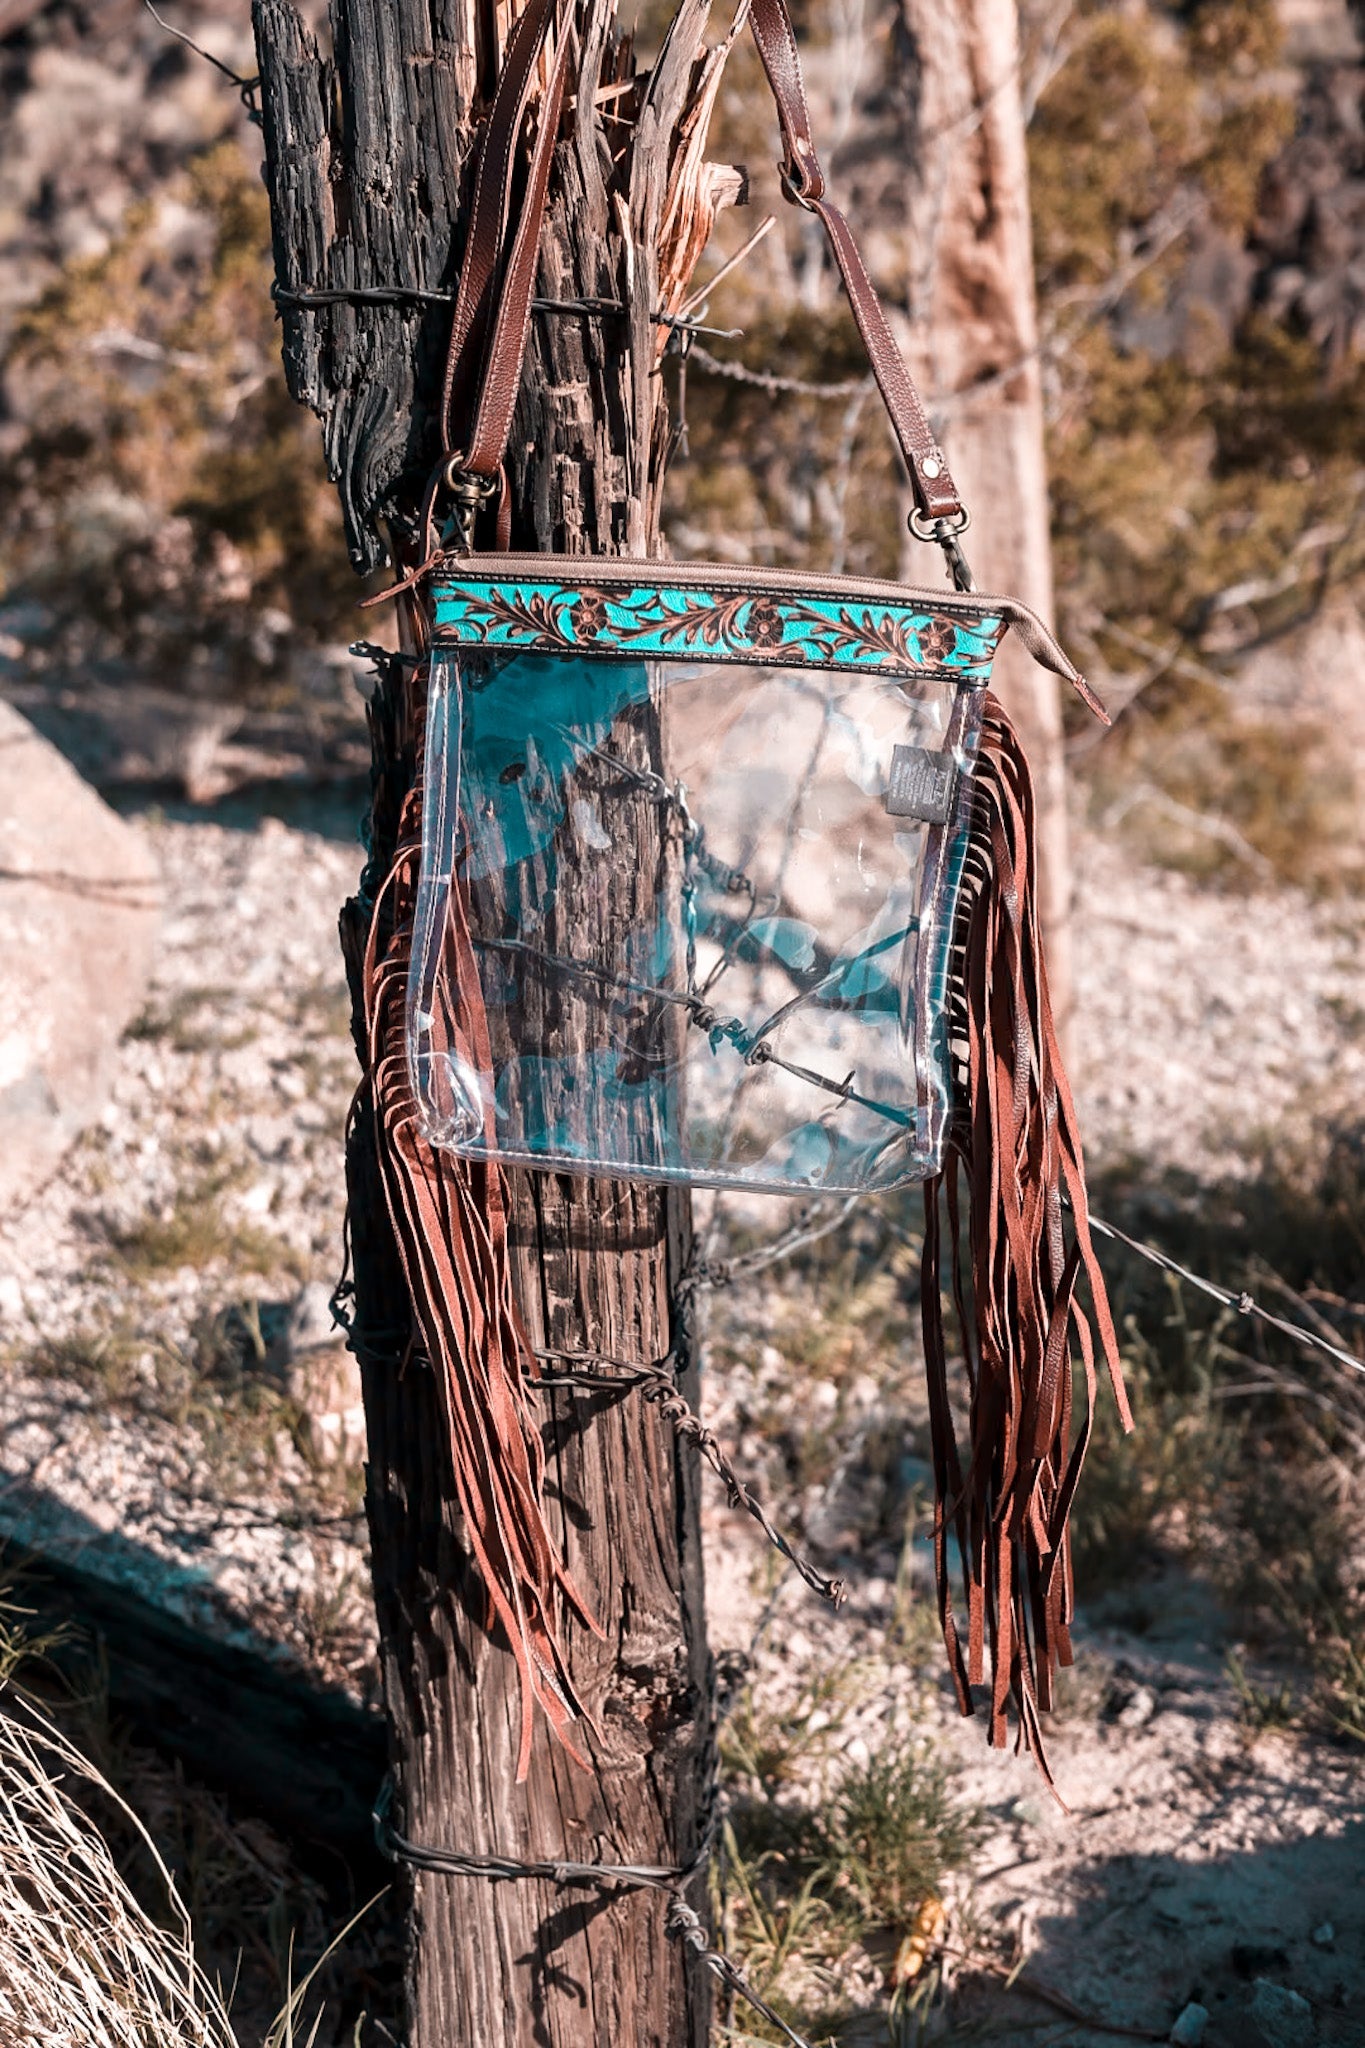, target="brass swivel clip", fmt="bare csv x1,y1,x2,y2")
909,505,974,594
440,460,499,550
